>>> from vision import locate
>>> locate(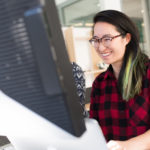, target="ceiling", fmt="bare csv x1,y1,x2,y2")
55,0,144,26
